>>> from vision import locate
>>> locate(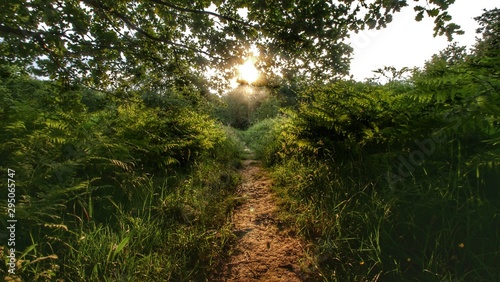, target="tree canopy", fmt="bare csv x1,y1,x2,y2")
1,0,462,89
